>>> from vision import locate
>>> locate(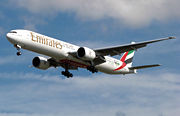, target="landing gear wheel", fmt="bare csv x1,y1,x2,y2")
87,66,98,73
16,51,21,56
61,71,73,78
69,73,73,77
